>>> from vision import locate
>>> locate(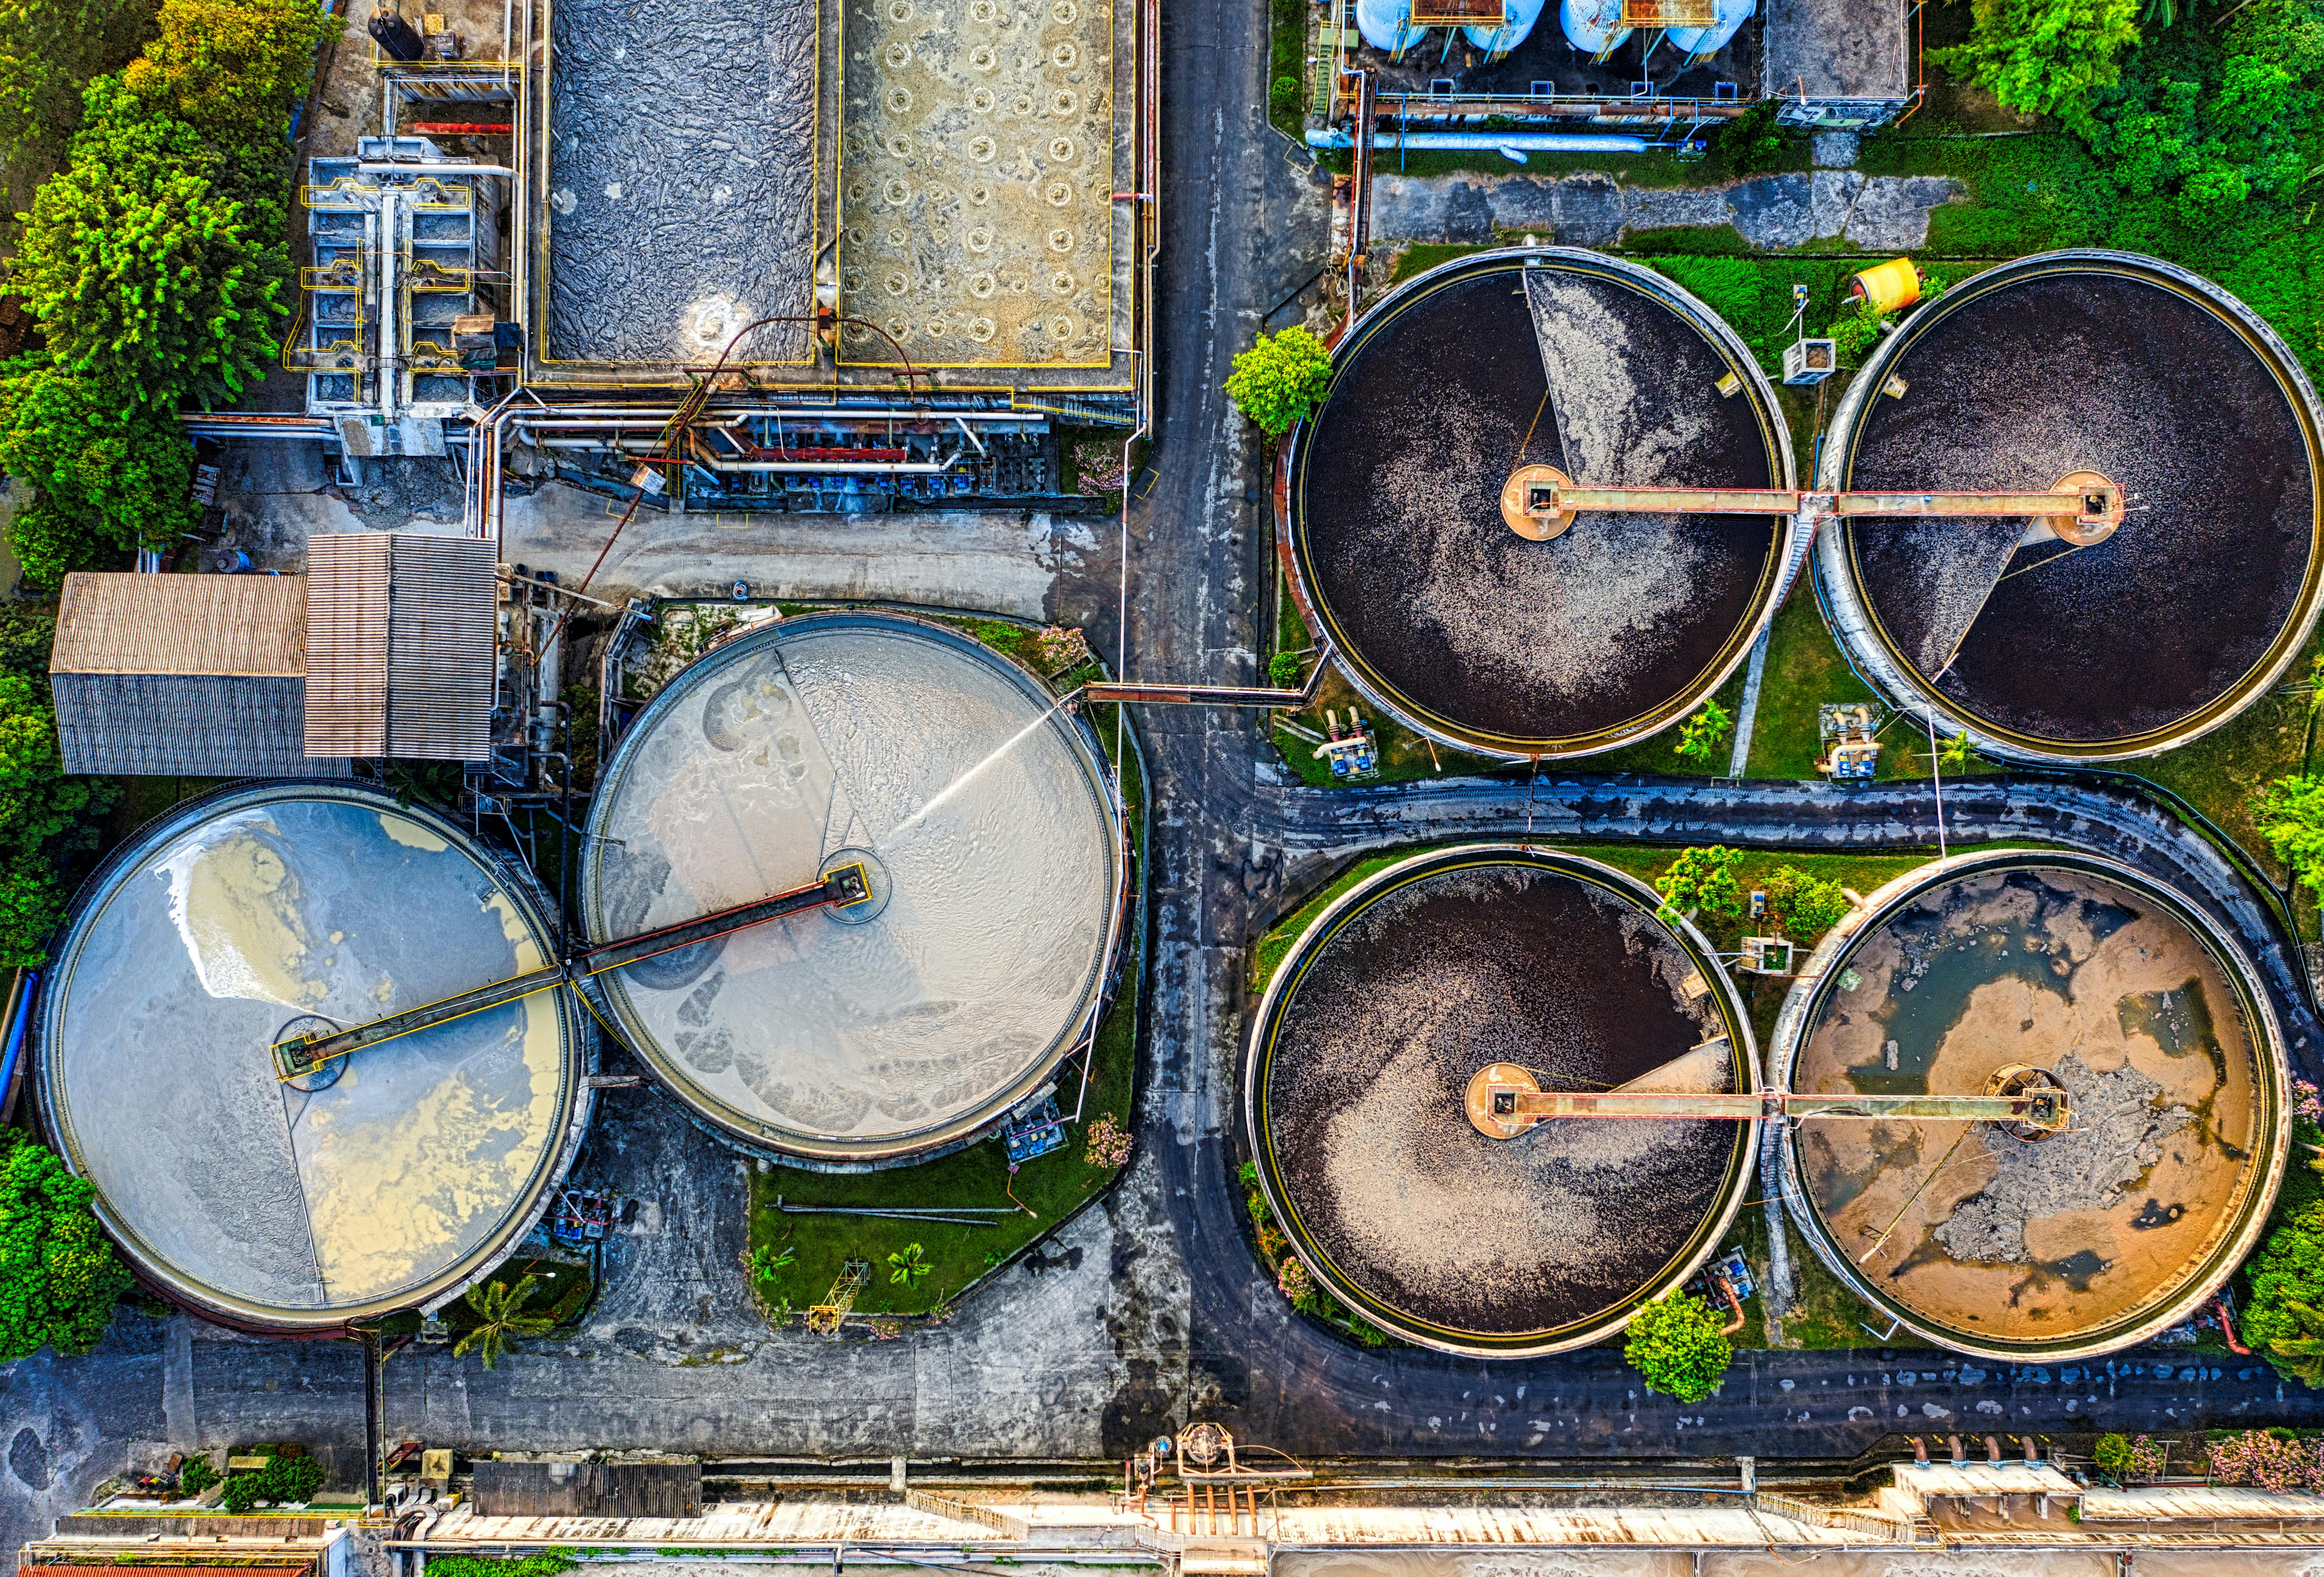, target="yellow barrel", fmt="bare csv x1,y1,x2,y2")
1850,257,1921,314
